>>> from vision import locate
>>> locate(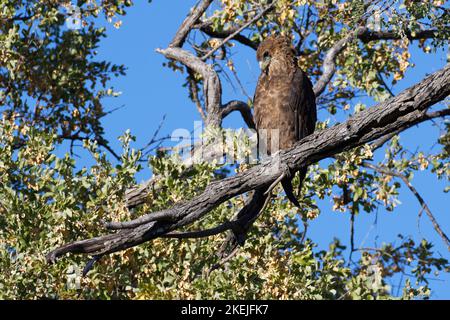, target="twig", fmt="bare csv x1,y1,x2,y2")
362,162,450,251
299,220,308,245
207,247,239,276
349,206,356,263
187,68,207,121
228,59,253,101
201,2,277,61
313,26,367,97
140,114,167,156
377,70,395,97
